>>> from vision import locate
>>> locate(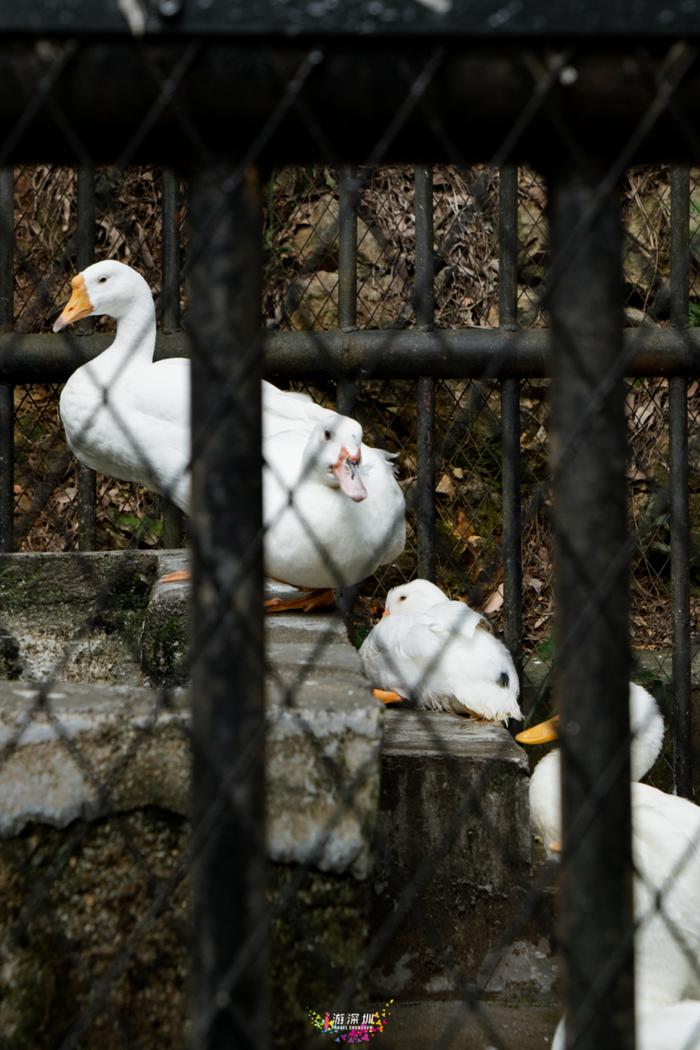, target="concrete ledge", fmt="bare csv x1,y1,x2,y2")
0,550,382,877
0,681,189,836
0,667,380,879
0,550,157,682
371,710,556,1005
